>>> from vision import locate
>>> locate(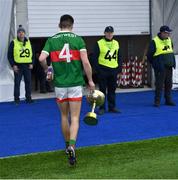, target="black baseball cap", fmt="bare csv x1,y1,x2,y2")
104,26,114,33
160,25,172,33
